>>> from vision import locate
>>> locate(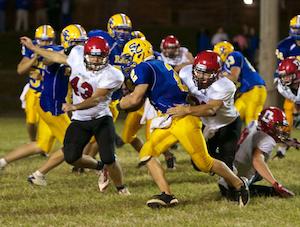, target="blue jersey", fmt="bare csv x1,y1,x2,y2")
275,36,300,78
21,40,44,93
39,45,69,116
223,51,265,93
131,59,188,113
88,29,129,69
